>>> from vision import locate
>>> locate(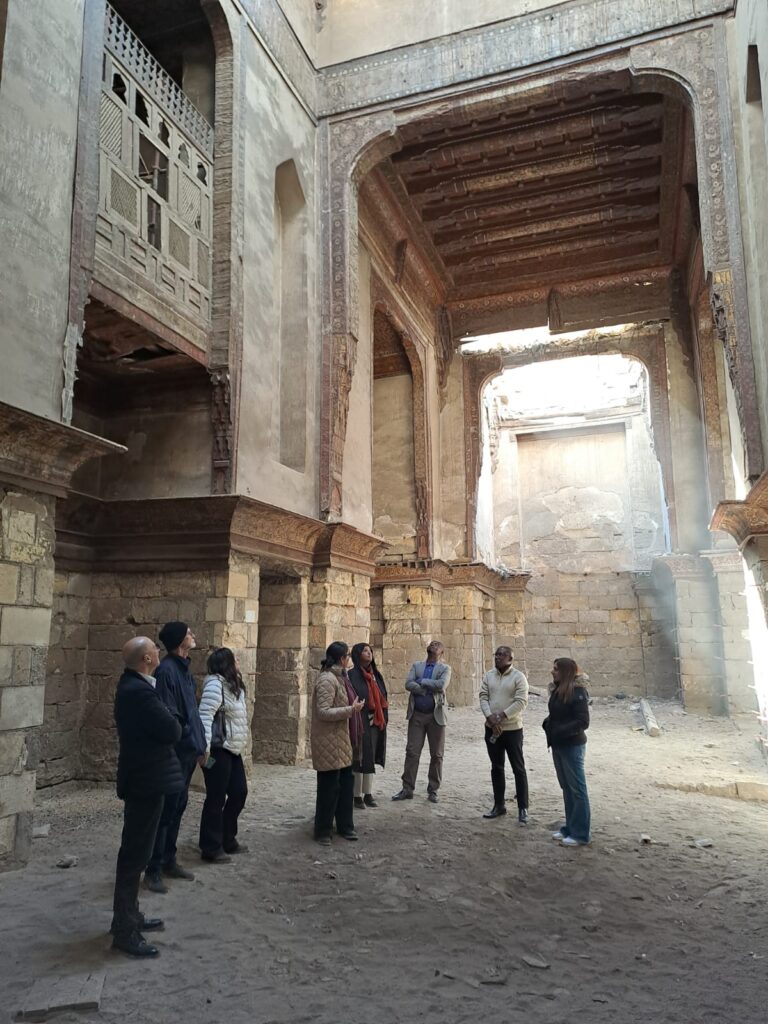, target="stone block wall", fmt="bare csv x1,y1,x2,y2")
0,486,55,868
653,557,726,714
376,584,441,707
77,557,260,781
39,571,92,786
633,574,679,700
522,571,648,695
